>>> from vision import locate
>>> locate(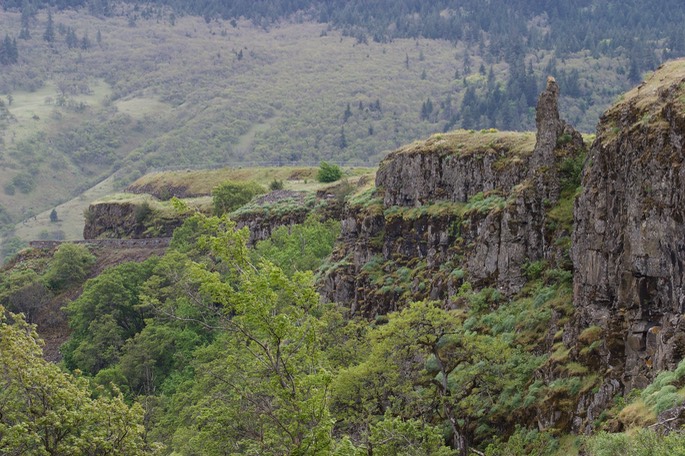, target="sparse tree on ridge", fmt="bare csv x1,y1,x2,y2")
43,10,55,43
